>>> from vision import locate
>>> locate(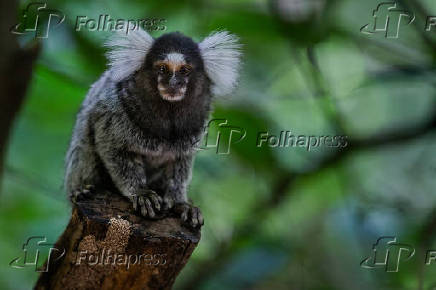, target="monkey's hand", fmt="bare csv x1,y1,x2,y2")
129,189,163,219
173,202,204,228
